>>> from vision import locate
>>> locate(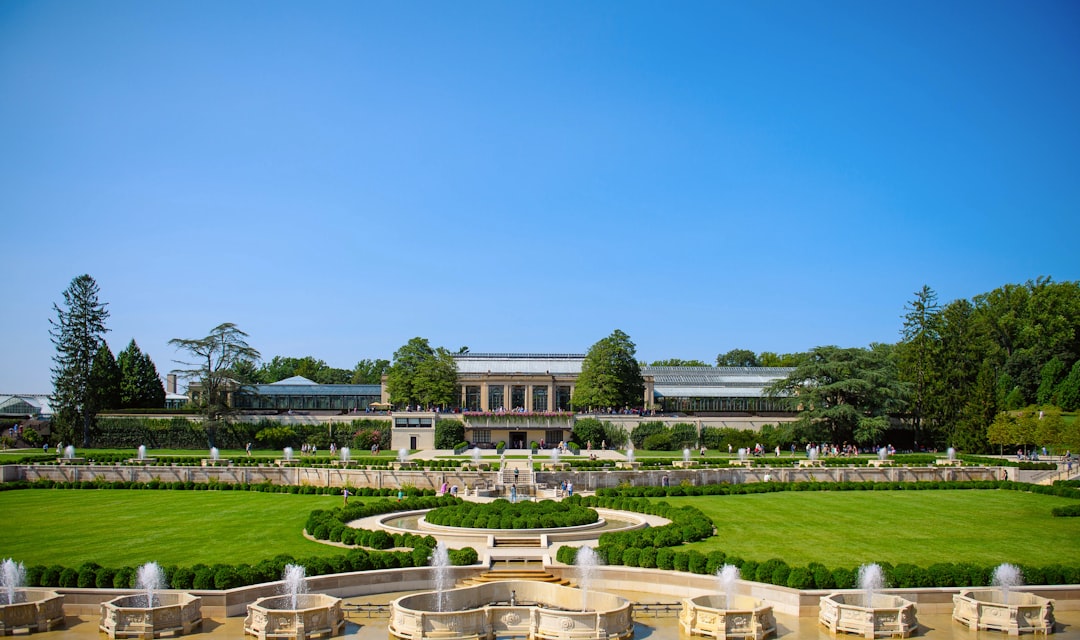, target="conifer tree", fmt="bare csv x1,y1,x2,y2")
50,274,110,446
118,339,166,408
